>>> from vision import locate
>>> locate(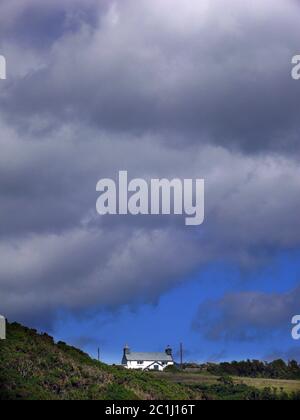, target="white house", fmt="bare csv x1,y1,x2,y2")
0,315,6,340
122,345,174,371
